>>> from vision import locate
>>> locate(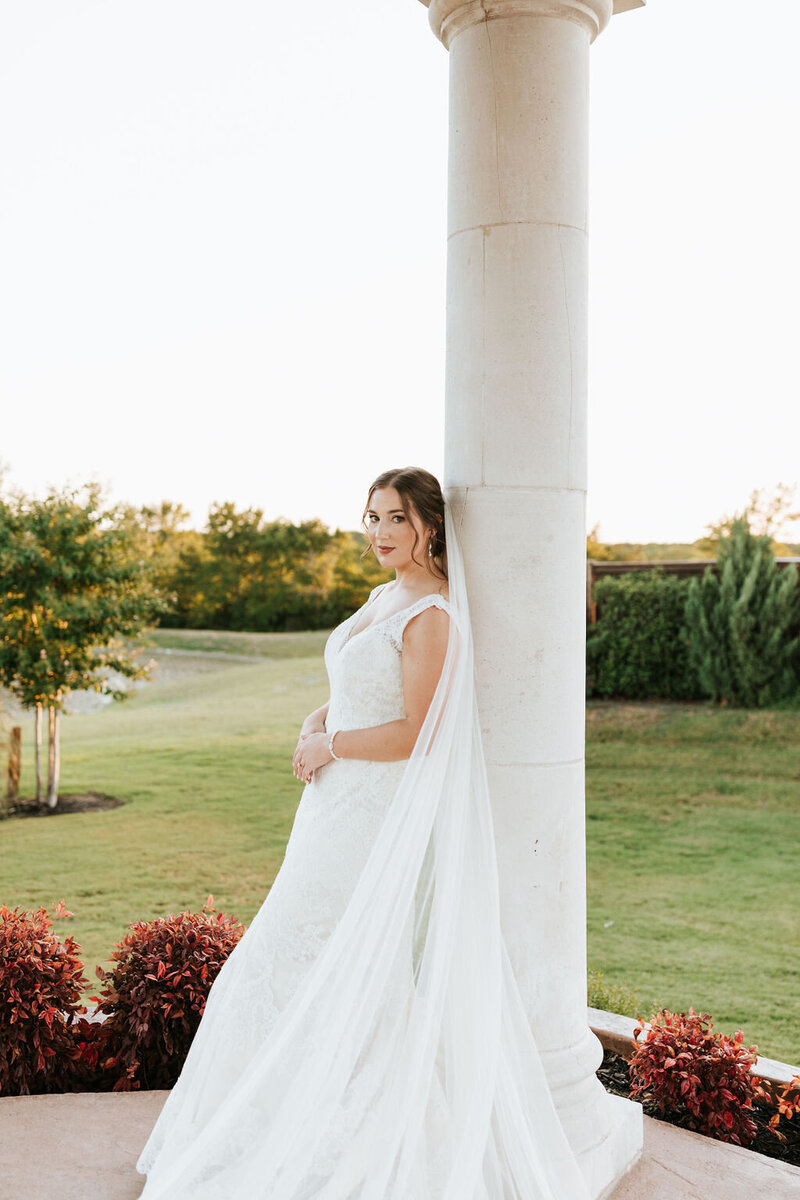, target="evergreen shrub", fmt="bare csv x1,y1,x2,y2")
586,571,703,701
682,518,800,707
